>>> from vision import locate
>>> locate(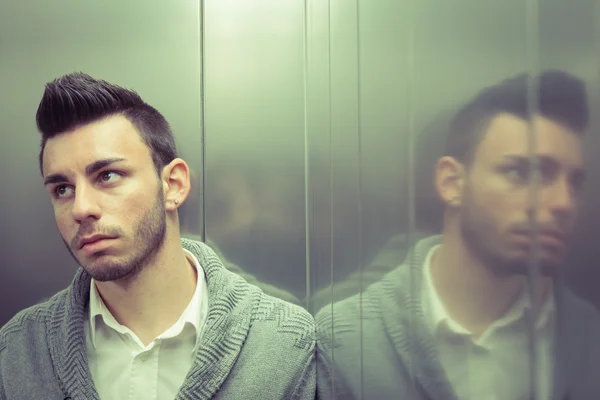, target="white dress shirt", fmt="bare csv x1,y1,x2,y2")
422,245,555,400
84,249,209,400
